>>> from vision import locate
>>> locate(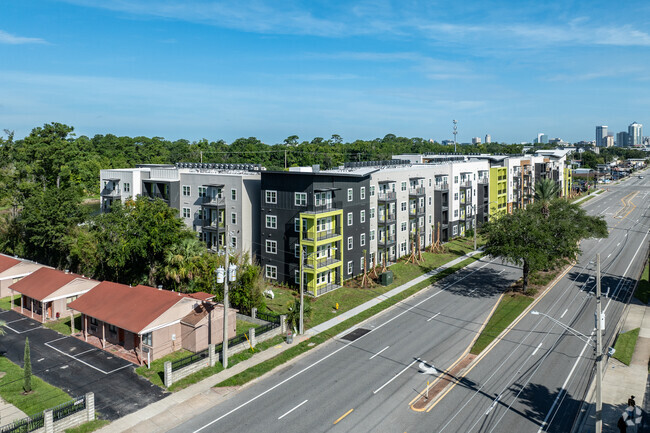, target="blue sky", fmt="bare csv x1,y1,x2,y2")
2,1,649,144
